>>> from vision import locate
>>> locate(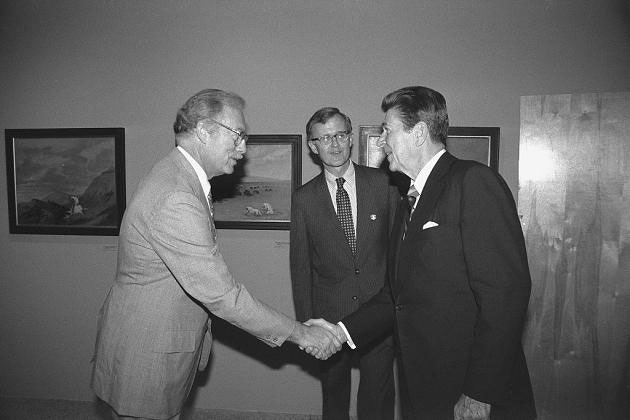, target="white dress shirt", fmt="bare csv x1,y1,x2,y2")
323,162,358,232
177,146,211,207
338,148,446,349
408,148,446,210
